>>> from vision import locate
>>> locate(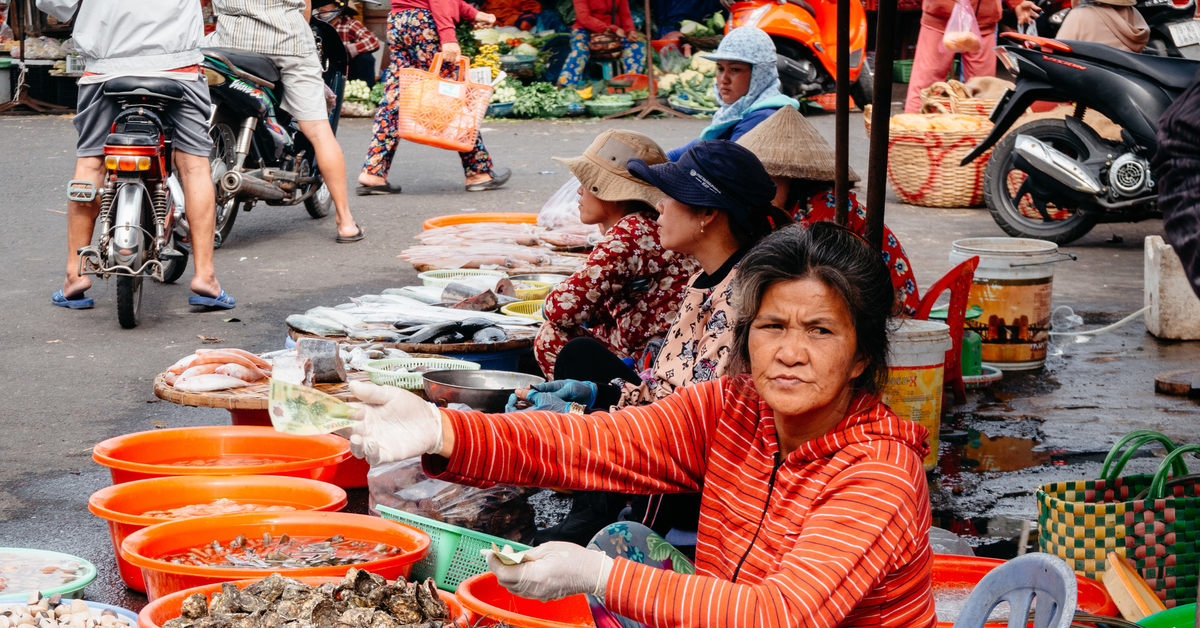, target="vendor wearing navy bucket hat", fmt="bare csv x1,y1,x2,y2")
627,140,792,254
